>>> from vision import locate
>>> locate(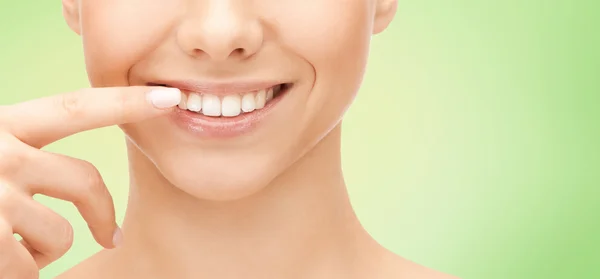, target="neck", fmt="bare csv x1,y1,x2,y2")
118,125,378,279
